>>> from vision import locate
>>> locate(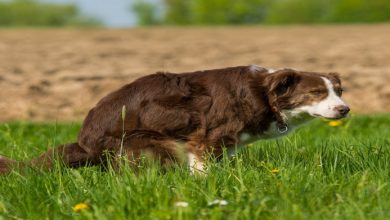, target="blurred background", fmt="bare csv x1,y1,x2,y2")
0,0,389,121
